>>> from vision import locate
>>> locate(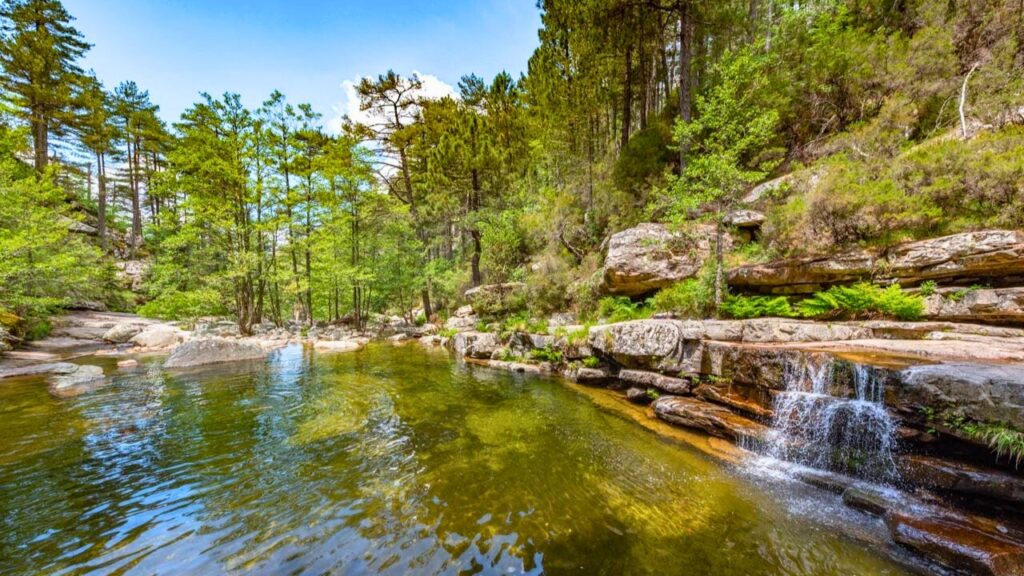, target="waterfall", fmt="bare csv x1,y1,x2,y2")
762,354,899,482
